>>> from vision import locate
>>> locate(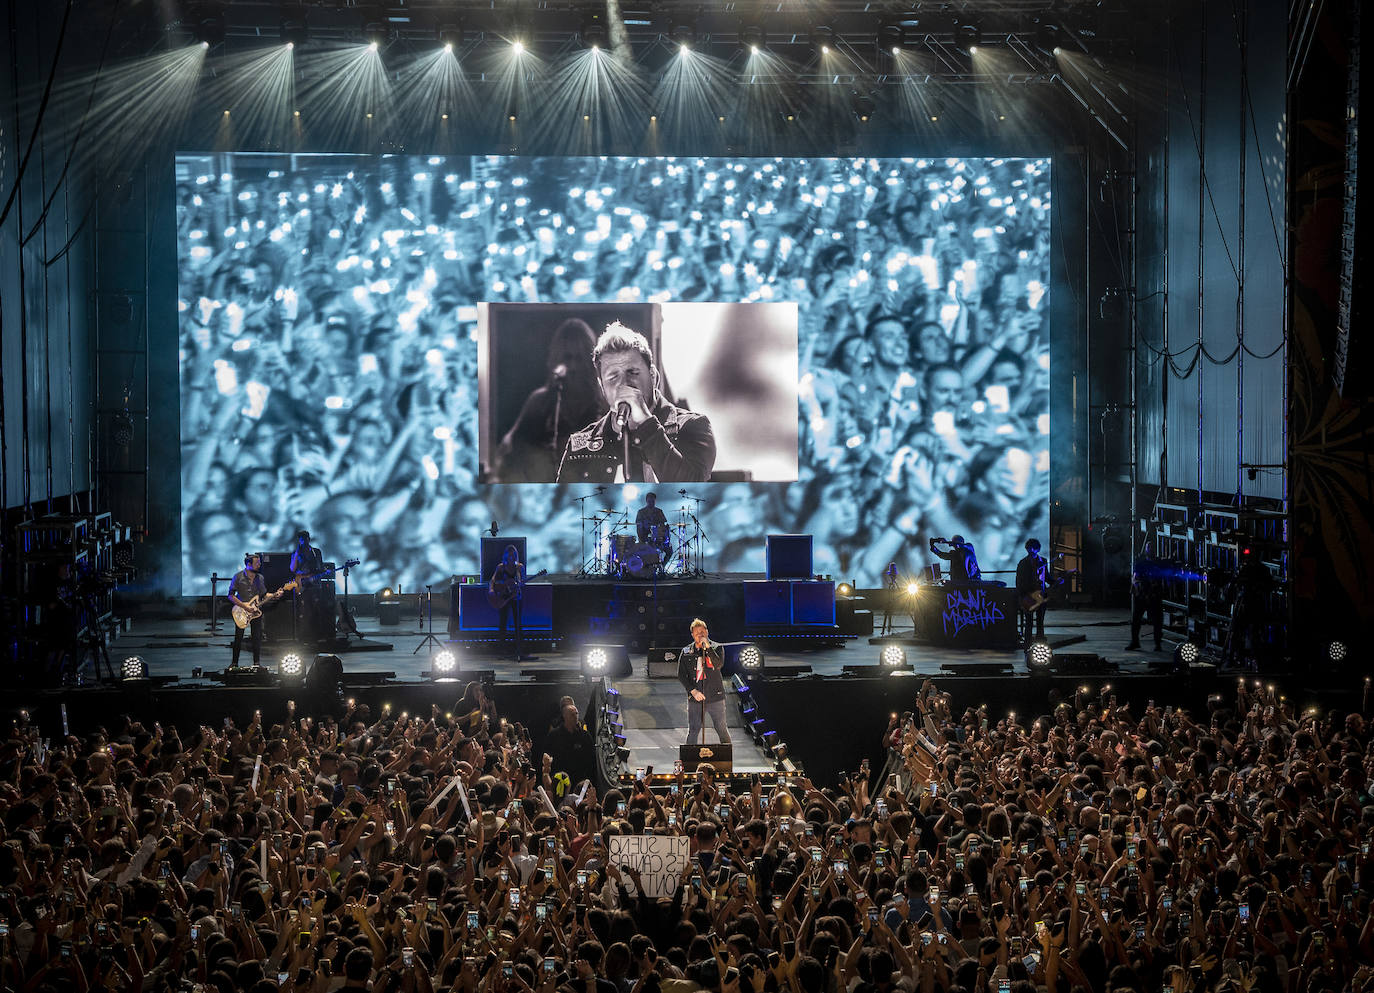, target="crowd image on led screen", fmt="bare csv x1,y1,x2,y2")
177,153,1050,594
